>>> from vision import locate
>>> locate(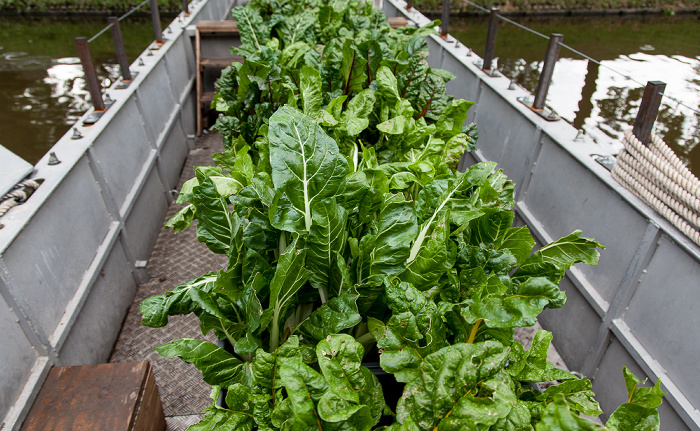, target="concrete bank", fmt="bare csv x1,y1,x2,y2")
0,0,238,429
381,0,700,429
